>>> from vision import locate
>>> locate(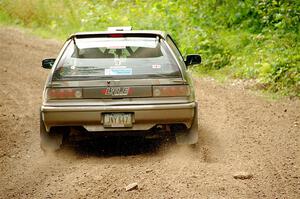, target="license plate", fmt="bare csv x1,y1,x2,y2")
103,113,132,128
